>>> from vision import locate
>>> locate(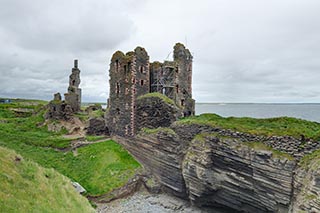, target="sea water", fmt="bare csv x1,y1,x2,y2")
196,103,320,123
